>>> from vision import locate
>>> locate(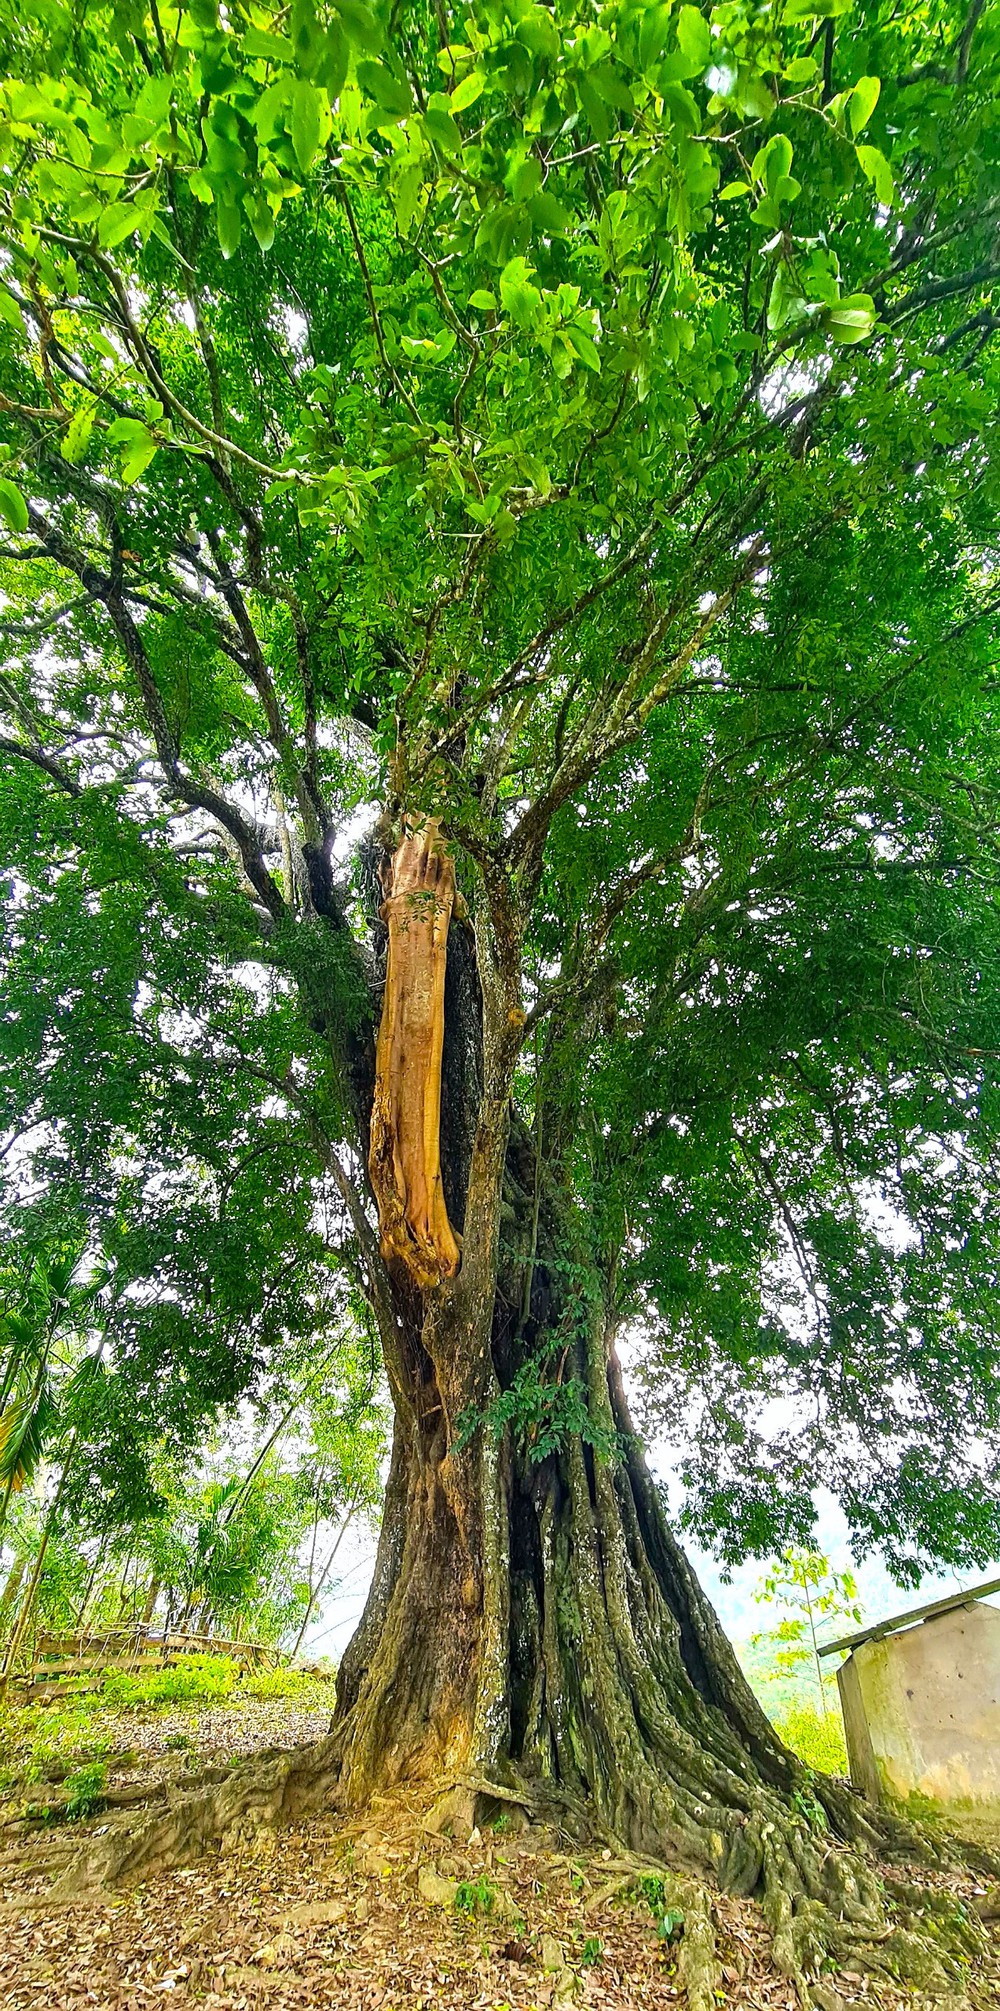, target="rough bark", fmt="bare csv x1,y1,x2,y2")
327,1301,993,2001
